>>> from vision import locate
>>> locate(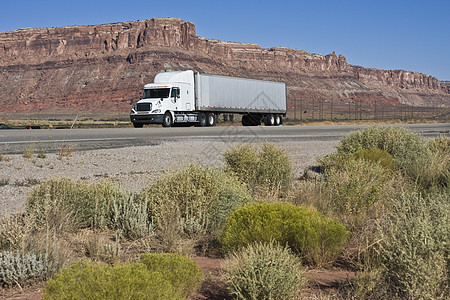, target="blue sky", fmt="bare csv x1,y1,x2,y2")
1,0,449,80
